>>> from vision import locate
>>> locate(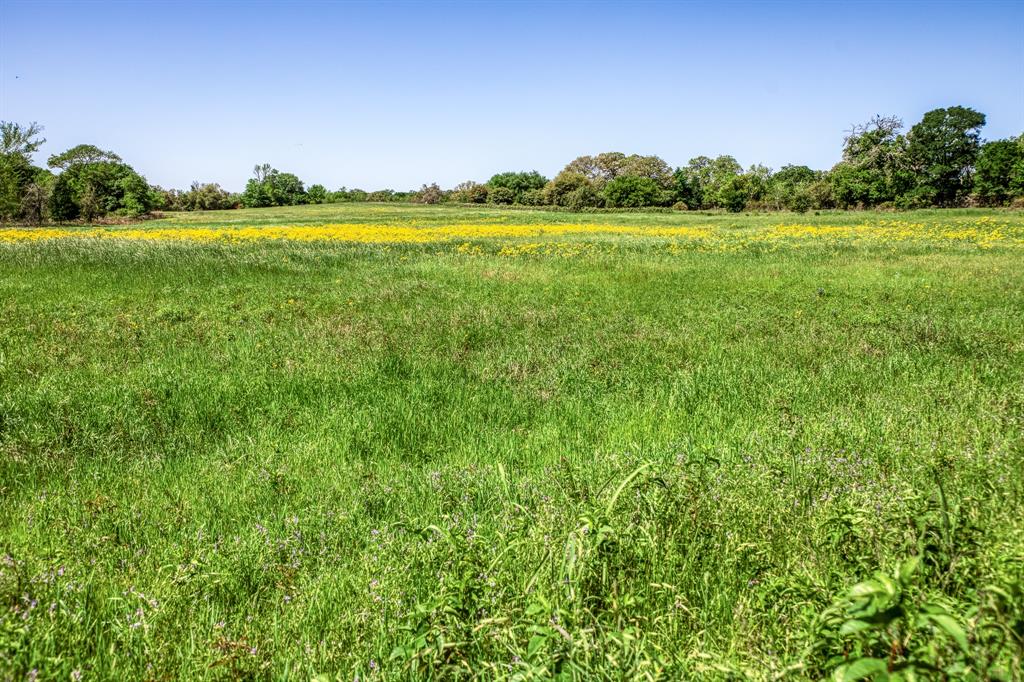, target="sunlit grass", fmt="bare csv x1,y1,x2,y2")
1,204,1022,679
